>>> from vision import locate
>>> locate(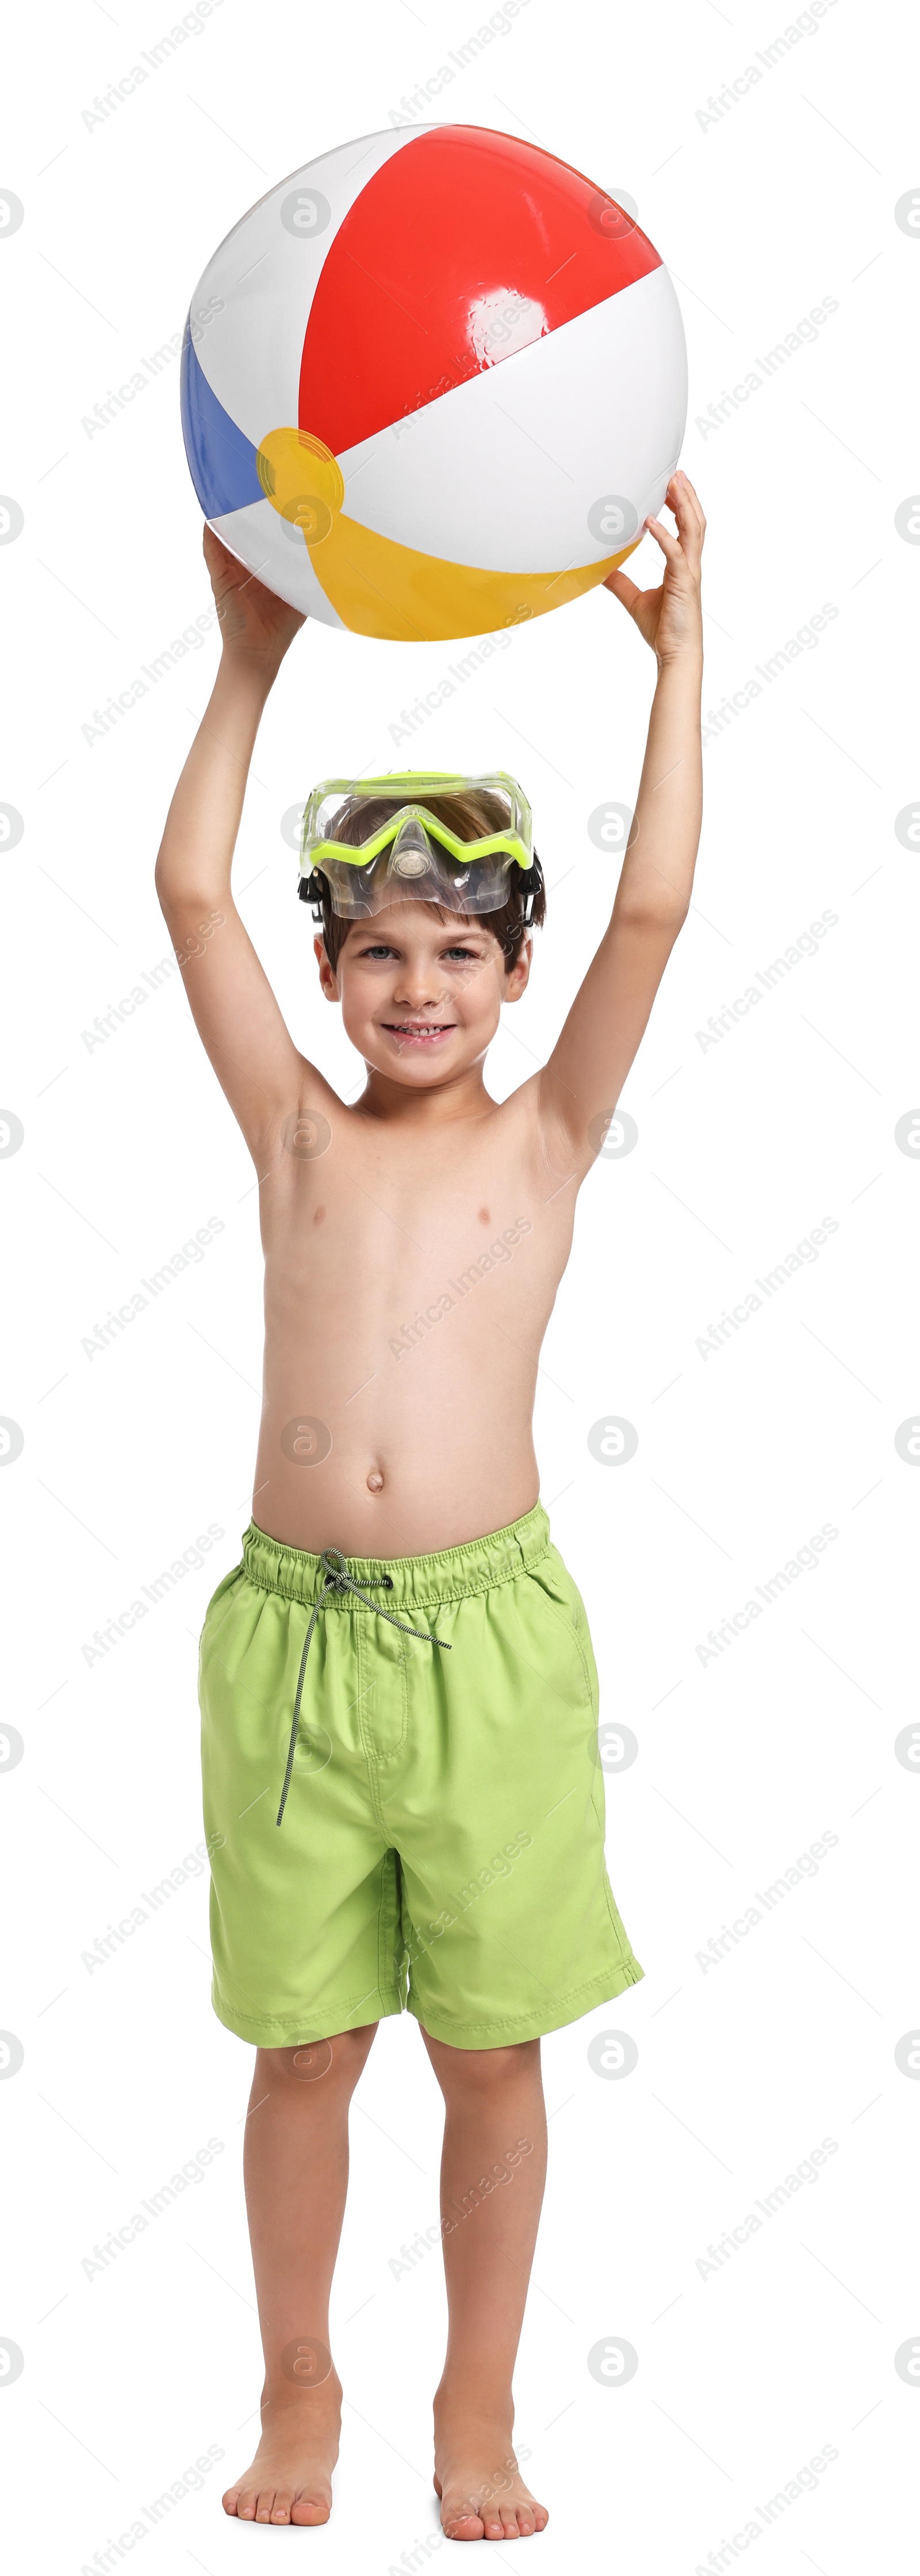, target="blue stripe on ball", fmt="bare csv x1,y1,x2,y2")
180,328,263,518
